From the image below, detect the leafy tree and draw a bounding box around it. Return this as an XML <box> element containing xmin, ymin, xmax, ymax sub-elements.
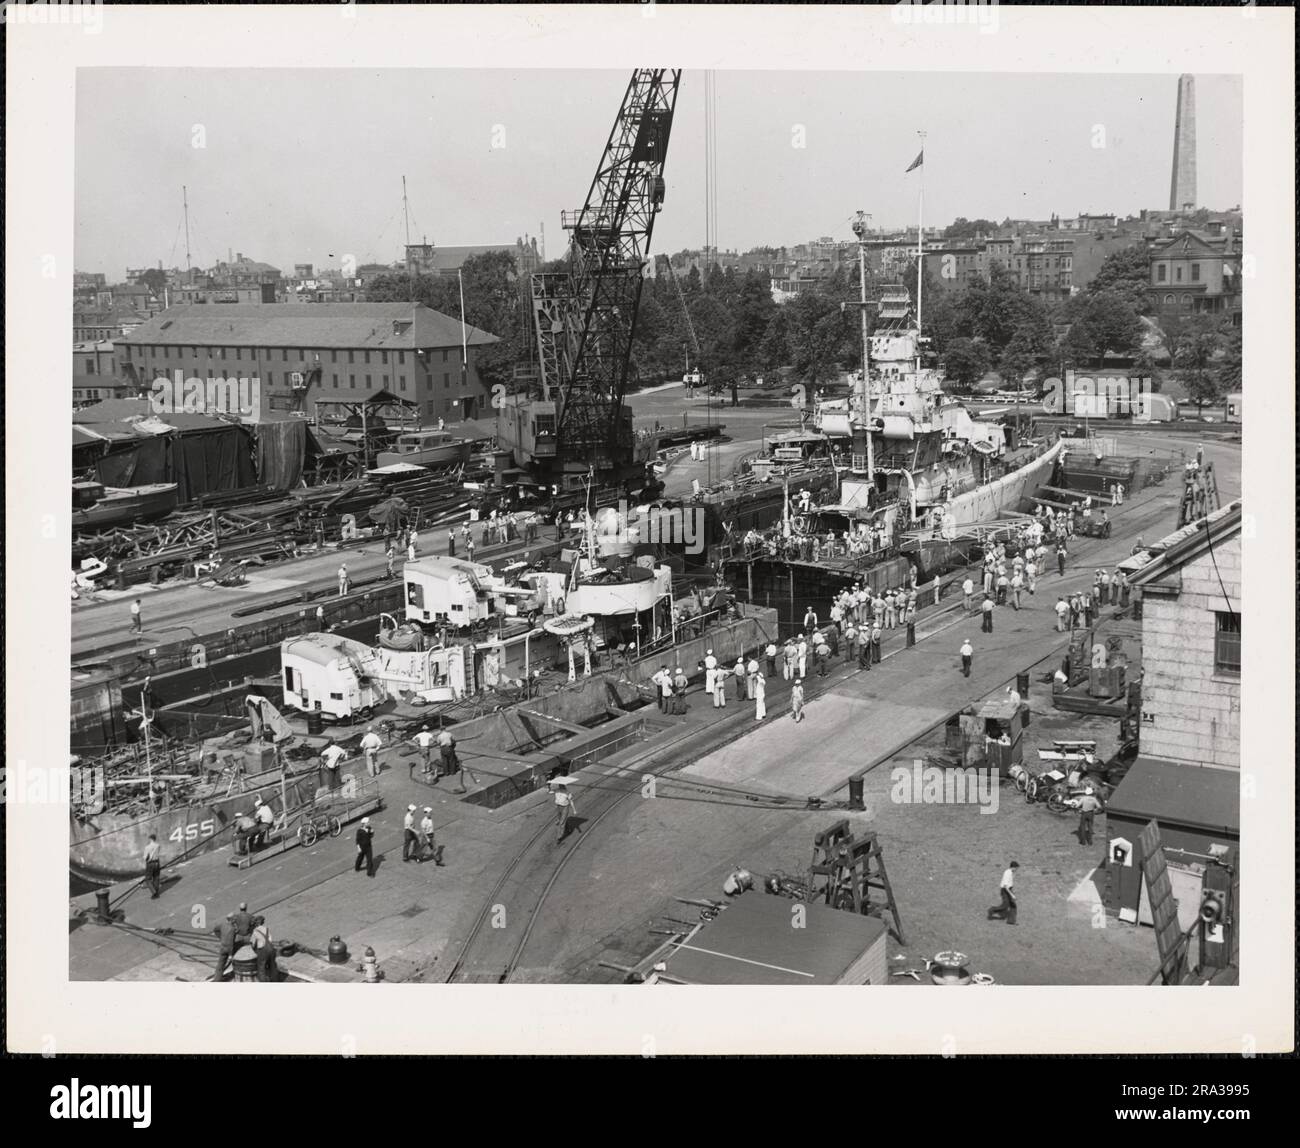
<box><xmin>1086</xmin><ymin>244</ymin><xmax>1151</xmax><ymax>314</ymax></box>
<box><xmin>1057</xmin><ymin>290</ymin><xmax>1144</xmax><ymax>368</ymax></box>
<box><xmin>139</xmin><ymin>268</ymin><xmax>168</xmax><ymax>299</ymax></box>
<box><xmin>942</xmin><ymin>337</ymin><xmax>992</xmax><ymax>390</ymax></box>
<box><xmin>1215</xmin><ymin>323</ymin><xmax>1242</xmax><ymax>394</ymax></box>
<box><xmin>944</xmin><ymin>217</ymin><xmax>998</xmax><ymax>240</ymax></box>
<box><xmin>1168</xmin><ymin>314</ymin><xmax>1227</xmax><ymax>411</ymax></box>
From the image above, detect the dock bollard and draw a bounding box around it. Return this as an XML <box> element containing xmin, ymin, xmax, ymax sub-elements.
<box><xmin>848</xmin><ymin>775</ymin><xmax>865</xmax><ymax>811</ymax></box>
<box><xmin>94</xmin><ymin>888</ymin><xmax>113</xmax><ymax>925</ymax></box>
<box><xmin>906</xmin><ymin>621</ymin><xmax>916</xmax><ymax>648</ymax></box>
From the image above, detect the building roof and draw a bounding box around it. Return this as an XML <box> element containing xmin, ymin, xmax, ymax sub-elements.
<box><xmin>1127</xmin><ymin>500</ymin><xmax>1241</xmax><ymax>589</ymax></box>
<box><xmin>72</xmin><ymin>397</ymin><xmax>235</xmax><ymax>435</ymax></box>
<box><xmin>659</xmin><ymin>892</ymin><xmax>886</xmax><ymax>985</ymax></box>
<box><xmin>117</xmin><ymin>303</ymin><xmax>500</xmax><ymax>351</ymax></box>
<box><xmin>1105</xmin><ymin>755</ymin><xmax>1239</xmax><ymax>837</ymax></box>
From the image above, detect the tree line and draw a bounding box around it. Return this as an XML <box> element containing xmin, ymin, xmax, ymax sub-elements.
<box><xmin>365</xmin><ymin>241</ymin><xmax>1241</xmax><ymax>412</ymax></box>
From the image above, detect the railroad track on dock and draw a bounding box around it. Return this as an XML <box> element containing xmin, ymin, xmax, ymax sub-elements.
<box><xmin>440</xmin><ymin>715</ymin><xmax>770</xmax><ymax>984</ymax></box>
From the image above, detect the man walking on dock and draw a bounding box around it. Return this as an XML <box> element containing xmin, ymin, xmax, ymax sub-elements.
<box><xmin>354</xmin><ymin>817</ymin><xmax>375</xmax><ymax>877</ymax></box>
<box><xmin>338</xmin><ymin>564</ymin><xmax>350</xmax><ymax>596</ymax></box>
<box><xmin>129</xmin><ymin>598</ymin><xmax>143</xmax><ymax>635</ymax></box>
<box><xmin>403</xmin><ymin>804</ymin><xmax>419</xmax><ymax>862</ymax></box>
<box><xmin>553</xmin><ymin>782</ymin><xmax>575</xmax><ymax>845</ymax></box>
<box><xmin>360</xmin><ymin>725</ymin><xmax>383</xmax><ymax>778</ymax></box>
<box><xmin>987</xmin><ymin>861</ymin><xmax>1019</xmax><ymax>924</ymax></box>
<box><xmin>790</xmin><ymin>678</ymin><xmax>805</xmax><ymax>723</ymax></box>
<box><xmin>754</xmin><ymin>671</ymin><xmax>767</xmax><ymax>721</ymax></box>
<box><xmin>386</xmin><ymin>545</ymin><xmax>397</xmax><ymax>578</ymax></box>
<box><xmin>765</xmin><ymin>641</ymin><xmax>778</xmax><ymax>677</ymax></box>
<box><xmin>1057</xmin><ymin>543</ymin><xmax>1067</xmax><ymax>576</ymax></box>
<box><xmin>143</xmin><ymin>833</ymin><xmax>162</xmax><ymax>899</ymax></box>
<box><xmin>980</xmin><ymin>595</ymin><xmax>994</xmax><ymax>634</ymax></box>
<box><xmin>796</xmin><ymin>634</ymin><xmax>809</xmax><ymax>679</ymax></box>
<box><xmin>960</xmin><ymin>639</ymin><xmax>973</xmax><ymax>678</ymax></box>
<box><xmin>1054</xmin><ymin>596</ymin><xmax>1068</xmax><ymax>632</ymax></box>
<box><xmin>870</xmin><ymin>623</ymin><xmax>882</xmax><ymax>666</ymax></box>
<box><xmin>962</xmin><ymin>577</ymin><xmax>974</xmax><ymax>613</ymax></box>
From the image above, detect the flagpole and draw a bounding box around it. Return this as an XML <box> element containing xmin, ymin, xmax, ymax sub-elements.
<box><xmin>916</xmin><ymin>130</ymin><xmax>926</xmax><ymax>365</ymax></box>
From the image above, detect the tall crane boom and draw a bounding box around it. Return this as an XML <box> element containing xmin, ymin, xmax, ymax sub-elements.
<box><xmin>532</xmin><ymin>69</ymin><xmax>681</xmax><ymax>476</ymax></box>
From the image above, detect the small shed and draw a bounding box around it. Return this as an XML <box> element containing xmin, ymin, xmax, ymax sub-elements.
<box><xmin>655</xmin><ymin>893</ymin><xmax>888</xmax><ymax>985</ymax></box>
<box><xmin>1105</xmin><ymin>756</ymin><xmax>1239</xmax><ymax>864</ymax></box>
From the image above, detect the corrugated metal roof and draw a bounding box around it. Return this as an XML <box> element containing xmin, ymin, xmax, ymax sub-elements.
<box><xmin>117</xmin><ymin>303</ymin><xmax>499</xmax><ymax>351</ymax></box>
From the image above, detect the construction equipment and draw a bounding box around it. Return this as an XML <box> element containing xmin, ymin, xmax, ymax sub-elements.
<box><xmin>498</xmin><ymin>69</ymin><xmax>681</xmax><ymax>490</ymax></box>
<box><xmin>807</xmin><ymin>819</ymin><xmax>906</xmax><ymax>943</ymax></box>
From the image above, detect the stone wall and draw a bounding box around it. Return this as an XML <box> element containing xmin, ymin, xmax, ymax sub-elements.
<box><xmin>1139</xmin><ymin>537</ymin><xmax>1240</xmax><ymax>769</ymax></box>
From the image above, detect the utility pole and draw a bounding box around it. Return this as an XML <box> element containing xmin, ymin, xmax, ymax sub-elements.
<box><xmin>915</xmin><ymin>129</ymin><xmax>926</xmax><ymax>373</ymax></box>
<box><xmin>402</xmin><ymin>176</ymin><xmax>412</xmax><ymax>281</ymax></box>
<box><xmin>182</xmin><ymin>185</ymin><xmax>192</xmax><ymax>273</ymax></box>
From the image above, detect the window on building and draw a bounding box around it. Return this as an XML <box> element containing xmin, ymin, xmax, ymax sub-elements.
<box><xmin>267</xmin><ymin>371</ymin><xmax>274</xmax><ymax>385</ymax></box>
<box><xmin>364</xmin><ymin>351</ymin><xmax>371</xmax><ymax>364</ymax></box>
<box><xmin>282</xmin><ymin>349</ymin><xmax>288</xmax><ymax>361</ymax></box>
<box><xmin>442</xmin><ymin>349</ymin><xmax>449</xmax><ymax>363</ymax></box>
<box><xmin>333</xmin><ymin>374</ymin><xmax>339</xmax><ymax>387</ymax></box>
<box><xmin>366</xmin><ymin>375</ymin><xmax>372</xmax><ymax>389</ymax></box>
<box><xmin>191</xmin><ymin>346</ymin><xmax>198</xmax><ymax>358</ymax></box>
<box><xmin>1191</xmin><ymin>263</ymin><xmax>1201</xmax><ymax>282</ymax></box>
<box><xmin>219</xmin><ymin>348</ymin><xmax>226</xmax><ymax>360</ymax></box>
<box><xmin>1157</xmin><ymin>264</ymin><xmax>1166</xmax><ymax>282</ymax></box>
<box><xmin>383</xmin><ymin>375</ymin><xmax>389</xmax><ymax>387</ymax></box>
<box><xmin>349</xmin><ymin>374</ymin><xmax>356</xmax><ymax>388</ymax></box>
<box><xmin>398</xmin><ymin>351</ymin><xmax>405</xmax><ymax>365</ymax></box>
<box><xmin>1165</xmin><ymin>294</ymin><xmax>1174</xmax><ymax>305</ymax></box>
<box><xmin>85</xmin><ymin>360</ymin><xmax>95</xmax><ymax>374</ymax></box>
<box><xmin>399</xmin><ymin>378</ymin><xmax>406</xmax><ymax>391</ymax></box>
<box><xmin>1214</xmin><ymin>612</ymin><xmax>1241</xmax><ymax>674</ymax></box>
<box><xmin>331</xmin><ymin>350</ymin><xmax>338</xmax><ymax>363</ymax></box>
<box><xmin>443</xmin><ymin>373</ymin><xmax>451</xmax><ymax>389</ymax></box>
<box><xmin>380</xmin><ymin>351</ymin><xmax>388</xmax><ymax>365</ymax></box>
<box><xmin>348</xmin><ymin>350</ymin><xmax>355</xmax><ymax>364</ymax></box>
<box><xmin>1175</xmin><ymin>266</ymin><xmax>1183</xmax><ymax>282</ymax></box>
<box><xmin>1181</xmin><ymin>295</ymin><xmax>1191</xmax><ymax>308</ymax></box>
<box><xmin>236</xmin><ymin>348</ymin><xmax>242</xmax><ymax>360</ymax></box>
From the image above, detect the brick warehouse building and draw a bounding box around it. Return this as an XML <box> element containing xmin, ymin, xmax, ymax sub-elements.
<box><xmin>114</xmin><ymin>303</ymin><xmax>499</xmax><ymax>422</ymax></box>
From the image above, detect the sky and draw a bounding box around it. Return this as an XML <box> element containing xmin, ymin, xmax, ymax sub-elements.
<box><xmin>74</xmin><ymin>69</ymin><xmax>1242</xmax><ymax>279</ymax></box>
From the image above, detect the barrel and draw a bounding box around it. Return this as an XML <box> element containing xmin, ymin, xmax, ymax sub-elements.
<box><xmin>231</xmin><ymin>946</ymin><xmax>258</xmax><ymax>982</ymax></box>
<box><xmin>306</xmin><ymin>710</ymin><xmax>324</xmax><ymax>736</ymax></box>
<box><xmin>1016</xmin><ymin>670</ymin><xmax>1030</xmax><ymax>698</ymax></box>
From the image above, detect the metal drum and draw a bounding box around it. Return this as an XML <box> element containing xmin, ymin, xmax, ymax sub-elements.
<box><xmin>231</xmin><ymin>945</ymin><xmax>258</xmax><ymax>982</ymax></box>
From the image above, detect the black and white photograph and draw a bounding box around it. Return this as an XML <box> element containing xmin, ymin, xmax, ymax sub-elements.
<box><xmin>5</xmin><ymin>3</ymin><xmax>1294</xmax><ymax>1063</ymax></box>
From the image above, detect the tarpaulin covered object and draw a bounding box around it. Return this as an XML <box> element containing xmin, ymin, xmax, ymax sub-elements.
<box><xmin>74</xmin><ymin>399</ymin><xmax>256</xmax><ymax>503</ymax></box>
<box><xmin>253</xmin><ymin>417</ymin><xmax>308</xmax><ymax>491</ymax></box>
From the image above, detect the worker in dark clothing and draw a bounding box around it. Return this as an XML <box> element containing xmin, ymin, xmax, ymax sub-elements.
<box><xmin>980</xmin><ymin>595</ymin><xmax>994</xmax><ymax>634</ymax></box>
<box><xmin>354</xmin><ymin>817</ymin><xmax>375</xmax><ymax>877</ymax></box>
<box><xmin>232</xmin><ymin>902</ymin><xmax>255</xmax><ymax>949</ymax></box>
<box><xmin>213</xmin><ymin>913</ymin><xmax>238</xmax><ymax>981</ymax></box>
<box><xmin>143</xmin><ymin>833</ymin><xmax>162</xmax><ymax>899</ymax></box>
<box><xmin>1057</xmin><ymin>544</ymin><xmax>1067</xmax><ymax>576</ymax></box>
